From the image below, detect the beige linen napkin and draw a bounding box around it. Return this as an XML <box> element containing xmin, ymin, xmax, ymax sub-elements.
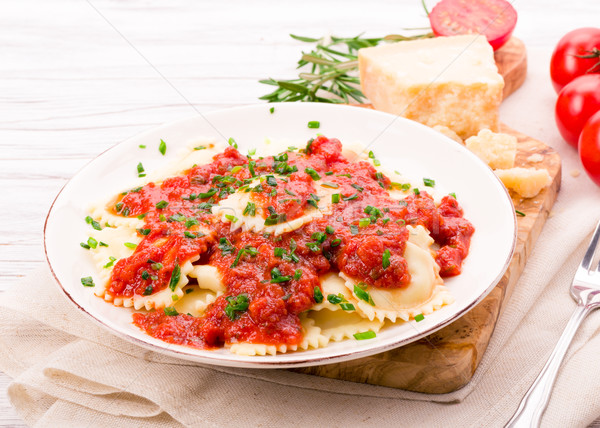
<box><xmin>2</xmin><ymin>160</ymin><xmax>600</xmax><ymax>427</ymax></box>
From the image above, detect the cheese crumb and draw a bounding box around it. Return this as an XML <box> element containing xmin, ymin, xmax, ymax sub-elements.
<box><xmin>495</xmin><ymin>167</ymin><xmax>551</xmax><ymax>198</ymax></box>
<box><xmin>432</xmin><ymin>125</ymin><xmax>463</xmax><ymax>144</ymax></box>
<box><xmin>570</xmin><ymin>169</ymin><xmax>580</xmax><ymax>178</ymax></box>
<box><xmin>526</xmin><ymin>153</ymin><xmax>544</xmax><ymax>163</ymax></box>
<box><xmin>358</xmin><ymin>35</ymin><xmax>504</xmax><ymax>139</ymax></box>
<box><xmin>465</xmin><ymin>129</ymin><xmax>517</xmax><ymax>169</ymax></box>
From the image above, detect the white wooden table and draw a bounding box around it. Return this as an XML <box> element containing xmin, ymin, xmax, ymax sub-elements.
<box><xmin>1</xmin><ymin>0</ymin><xmax>598</xmax><ymax>425</ymax></box>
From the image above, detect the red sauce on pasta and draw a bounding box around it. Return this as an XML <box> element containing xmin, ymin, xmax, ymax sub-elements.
<box><xmin>108</xmin><ymin>136</ymin><xmax>474</xmax><ymax>349</ymax></box>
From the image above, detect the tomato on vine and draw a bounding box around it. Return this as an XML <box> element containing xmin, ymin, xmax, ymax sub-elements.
<box><xmin>550</xmin><ymin>28</ymin><xmax>600</xmax><ymax>94</ymax></box>
<box><xmin>555</xmin><ymin>74</ymin><xmax>600</xmax><ymax>148</ymax></box>
<box><xmin>579</xmin><ymin>110</ymin><xmax>600</xmax><ymax>187</ymax></box>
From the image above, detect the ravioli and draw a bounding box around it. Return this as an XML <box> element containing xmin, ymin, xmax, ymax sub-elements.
<box><xmin>81</xmin><ymin>136</ymin><xmax>473</xmax><ymax>355</ymax></box>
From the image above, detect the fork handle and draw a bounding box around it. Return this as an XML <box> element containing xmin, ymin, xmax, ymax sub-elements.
<box><xmin>505</xmin><ymin>304</ymin><xmax>592</xmax><ymax>427</ymax></box>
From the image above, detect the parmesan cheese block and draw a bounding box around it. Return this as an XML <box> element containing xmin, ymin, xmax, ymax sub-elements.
<box><xmin>358</xmin><ymin>35</ymin><xmax>504</xmax><ymax>139</ymax></box>
<box><xmin>495</xmin><ymin>167</ymin><xmax>552</xmax><ymax>198</ymax></box>
<box><xmin>465</xmin><ymin>129</ymin><xmax>517</xmax><ymax>169</ymax></box>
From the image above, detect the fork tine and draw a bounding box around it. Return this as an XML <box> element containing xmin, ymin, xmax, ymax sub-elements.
<box><xmin>581</xmin><ymin>219</ymin><xmax>600</xmax><ymax>272</ymax></box>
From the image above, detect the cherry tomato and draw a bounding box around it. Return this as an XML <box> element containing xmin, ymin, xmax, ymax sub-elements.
<box><xmin>428</xmin><ymin>0</ymin><xmax>517</xmax><ymax>51</ymax></box>
<box><xmin>550</xmin><ymin>28</ymin><xmax>600</xmax><ymax>94</ymax></box>
<box><xmin>555</xmin><ymin>74</ymin><xmax>600</xmax><ymax>148</ymax></box>
<box><xmin>579</xmin><ymin>110</ymin><xmax>600</xmax><ymax>187</ymax></box>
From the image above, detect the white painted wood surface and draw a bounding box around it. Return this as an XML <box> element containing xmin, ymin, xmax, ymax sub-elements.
<box><xmin>1</xmin><ymin>0</ymin><xmax>599</xmax><ymax>425</ymax></box>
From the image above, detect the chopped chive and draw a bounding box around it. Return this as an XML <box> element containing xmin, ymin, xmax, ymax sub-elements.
<box><xmin>139</xmin><ymin>144</ymin><xmax>146</xmax><ymax>149</ymax></box>
<box><xmin>340</xmin><ymin>302</ymin><xmax>355</xmax><ymax>311</ymax></box>
<box><xmin>332</xmin><ymin>193</ymin><xmax>340</xmax><ymax>203</ymax></box>
<box><xmin>415</xmin><ymin>313</ymin><xmax>425</xmax><ymax>322</ymax></box>
<box><xmin>307</xmin><ymin>120</ymin><xmax>320</xmax><ymax>129</ymax></box>
<box><xmin>243</xmin><ymin>202</ymin><xmax>256</xmax><ymax>216</ymax></box>
<box><xmin>516</xmin><ymin>210</ymin><xmax>526</xmax><ymax>217</ymax></box>
<box><xmin>266</xmin><ymin>175</ymin><xmax>278</xmax><ymax>187</ymax></box>
<box><xmin>198</xmin><ymin>188</ymin><xmax>217</xmax><ymax>199</ymax></box>
<box><xmin>311</xmin><ymin>232</ymin><xmax>327</xmax><ymax>243</ymax></box>
<box><xmin>413</xmin><ymin>188</ymin><xmax>420</xmax><ymax>196</ymax></box>
<box><xmin>325</xmin><ymin>171</ymin><xmax>334</xmax><ymax>176</ymax></box>
<box><xmin>185</xmin><ymin>218</ymin><xmax>199</xmax><ymax>228</ymax></box>
<box><xmin>230</xmin><ymin>165</ymin><xmax>243</xmax><ymax>174</ymax></box>
<box><xmin>270</xmin><ymin>267</ymin><xmax>292</xmax><ymax>283</ymax></box>
<box><xmin>137</xmin><ymin>228</ymin><xmax>151</xmax><ymax>236</ymax></box>
<box><xmin>325</xmin><ymin>225</ymin><xmax>334</xmax><ymax>234</ymax></box>
<box><xmin>293</xmin><ymin>269</ymin><xmax>302</xmax><ymax>281</ymax></box>
<box><xmin>85</xmin><ymin>237</ymin><xmax>97</xmax><ymax>249</ymax></box>
<box><xmin>85</xmin><ymin>216</ymin><xmax>102</xmax><ymax>231</ymax></box>
<box><xmin>155</xmin><ymin>200</ymin><xmax>169</xmax><ymax>209</ymax></box>
<box><xmin>171</xmin><ymin>294</ymin><xmax>179</xmax><ymax>301</ymax></box>
<box><xmin>247</xmin><ymin>148</ymin><xmax>256</xmax><ymax>157</ymax></box>
<box><xmin>343</xmin><ymin>193</ymin><xmax>358</xmax><ymax>201</ymax></box>
<box><xmin>373</xmin><ymin>159</ymin><xmax>381</xmax><ymax>166</ymax></box>
<box><xmin>349</xmin><ymin>225</ymin><xmax>359</xmax><ymax>235</ymax></box>
<box><xmin>218</xmin><ymin>237</ymin><xmax>236</xmax><ymax>256</ymax></box>
<box><xmin>306</xmin><ymin>242</ymin><xmax>321</xmax><ymax>252</ymax></box>
<box><xmin>224</xmin><ymin>293</ymin><xmax>249</xmax><ymax>320</ymax></box>
<box><xmin>159</xmin><ymin>139</ymin><xmax>167</xmax><ymax>155</ymax></box>
<box><xmin>230</xmin><ymin>248</ymin><xmax>246</xmax><ymax>268</ymax></box>
<box><xmin>350</xmin><ymin>183</ymin><xmax>364</xmax><ymax>192</ymax></box>
<box><xmin>423</xmin><ymin>178</ymin><xmax>435</xmax><ymax>187</ymax></box>
<box><xmin>331</xmin><ymin>238</ymin><xmax>341</xmax><ymax>247</ymax></box>
<box><xmin>327</xmin><ymin>294</ymin><xmax>343</xmax><ymax>304</ymax></box>
<box><xmin>248</xmin><ymin>160</ymin><xmax>256</xmax><ymax>177</ymax></box>
<box><xmin>151</xmin><ymin>262</ymin><xmax>163</xmax><ymax>271</ymax></box>
<box><xmin>354</xmin><ymin>284</ymin><xmax>375</xmax><ymax>306</ymax></box>
<box><xmin>382</xmin><ymin>249</ymin><xmax>391</xmax><ymax>269</ymax></box>
<box><xmin>194</xmin><ymin>145</ymin><xmax>207</xmax><ymax>150</ymax></box>
<box><xmin>81</xmin><ymin>276</ymin><xmax>95</xmax><ymax>287</ymax></box>
<box><xmin>313</xmin><ymin>286</ymin><xmax>323</xmax><ymax>303</ymax></box>
<box><xmin>143</xmin><ymin>285</ymin><xmax>153</xmax><ymax>295</ymax></box>
<box><xmin>124</xmin><ymin>242</ymin><xmax>137</xmax><ymax>249</ymax></box>
<box><xmin>270</xmin><ymin>106</ymin><xmax>275</xmax><ymax>114</ymax></box>
<box><xmin>449</xmin><ymin>192</ymin><xmax>457</xmax><ymax>199</ymax></box>
<box><xmin>137</xmin><ymin>162</ymin><xmax>145</xmax><ymax>177</ymax></box>
<box><xmin>164</xmin><ymin>306</ymin><xmax>179</xmax><ymax>316</ymax></box>
<box><xmin>368</xmin><ymin>150</ymin><xmax>375</xmax><ymax>159</ymax></box>
<box><xmin>304</xmin><ymin>167</ymin><xmax>321</xmax><ymax>181</ymax></box>
<box><xmin>321</xmin><ymin>182</ymin><xmax>339</xmax><ymax>188</ymax></box>
<box><xmin>168</xmin><ymin>263</ymin><xmax>181</xmax><ymax>291</ymax></box>
<box><xmin>274</xmin><ymin>247</ymin><xmax>286</xmax><ymax>258</ymax></box>
<box><xmin>225</xmin><ymin>214</ymin><xmax>238</xmax><ymax>223</ymax></box>
<box><xmin>228</xmin><ymin>137</ymin><xmax>238</xmax><ymax>149</ymax></box>
<box><xmin>354</xmin><ymin>330</ymin><xmax>376</xmax><ymax>340</ymax></box>
<box><xmin>358</xmin><ymin>218</ymin><xmax>370</xmax><ymax>228</ymax></box>
<box><xmin>103</xmin><ymin>256</ymin><xmax>117</xmax><ymax>269</ymax></box>
<box><xmin>141</xmin><ymin>270</ymin><xmax>150</xmax><ymax>280</ymax></box>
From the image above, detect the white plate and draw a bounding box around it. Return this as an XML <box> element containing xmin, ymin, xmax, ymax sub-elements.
<box><xmin>44</xmin><ymin>103</ymin><xmax>516</xmax><ymax>368</ymax></box>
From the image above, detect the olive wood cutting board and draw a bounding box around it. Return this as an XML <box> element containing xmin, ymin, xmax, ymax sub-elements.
<box><xmin>292</xmin><ymin>38</ymin><xmax>563</xmax><ymax>394</ymax></box>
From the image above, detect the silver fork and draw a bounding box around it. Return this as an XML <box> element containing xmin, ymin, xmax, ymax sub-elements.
<box><xmin>506</xmin><ymin>220</ymin><xmax>600</xmax><ymax>427</ymax></box>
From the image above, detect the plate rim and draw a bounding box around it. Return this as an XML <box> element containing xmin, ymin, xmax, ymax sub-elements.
<box><xmin>43</xmin><ymin>102</ymin><xmax>518</xmax><ymax>368</ymax></box>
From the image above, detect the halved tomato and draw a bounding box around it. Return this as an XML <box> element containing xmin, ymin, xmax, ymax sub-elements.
<box><xmin>428</xmin><ymin>0</ymin><xmax>517</xmax><ymax>50</ymax></box>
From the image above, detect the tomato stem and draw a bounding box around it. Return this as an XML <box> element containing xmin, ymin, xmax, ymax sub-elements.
<box><xmin>574</xmin><ymin>48</ymin><xmax>600</xmax><ymax>73</ymax></box>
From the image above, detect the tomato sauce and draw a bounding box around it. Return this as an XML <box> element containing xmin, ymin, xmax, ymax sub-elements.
<box><xmin>111</xmin><ymin>136</ymin><xmax>474</xmax><ymax>349</ymax></box>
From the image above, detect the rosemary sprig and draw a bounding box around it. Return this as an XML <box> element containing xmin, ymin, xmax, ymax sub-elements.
<box><xmin>259</xmin><ymin>32</ymin><xmax>433</xmax><ymax>104</ymax></box>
